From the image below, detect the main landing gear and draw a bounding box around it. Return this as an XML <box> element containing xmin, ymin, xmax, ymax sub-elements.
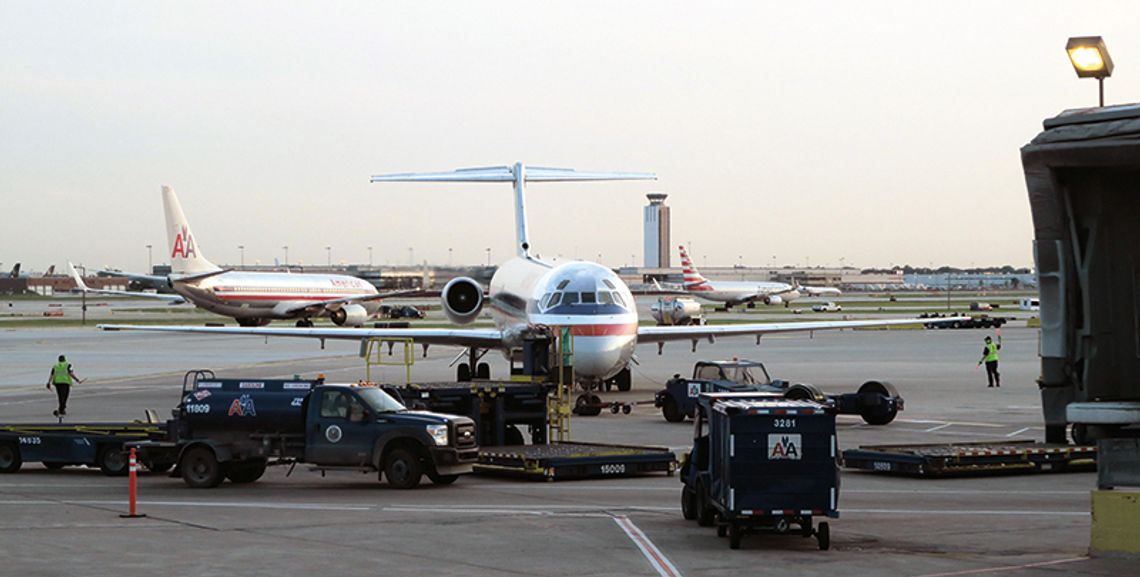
<box><xmin>456</xmin><ymin>347</ymin><xmax>491</xmax><ymax>381</ymax></box>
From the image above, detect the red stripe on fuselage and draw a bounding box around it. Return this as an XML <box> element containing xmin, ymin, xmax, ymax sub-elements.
<box><xmin>569</xmin><ymin>323</ymin><xmax>639</xmax><ymax>337</ymax></box>
<box><xmin>214</xmin><ymin>294</ymin><xmax>365</xmax><ymax>302</ymax></box>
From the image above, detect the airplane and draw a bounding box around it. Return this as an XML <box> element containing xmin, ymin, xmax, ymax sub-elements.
<box><xmin>68</xmin><ymin>262</ymin><xmax>187</xmax><ymax>304</ymax></box>
<box><xmin>100</xmin><ymin>163</ymin><xmax>965</xmax><ymax>409</ymax></box>
<box><xmin>98</xmin><ymin>186</ymin><xmax>401</xmax><ymax>327</ymax></box>
<box><xmin>671</xmin><ymin>245</ymin><xmax>841</xmax><ymax>308</ymax></box>
<box><xmin>2</xmin><ymin>263</ymin><xmax>20</xmax><ymax>278</ymax></box>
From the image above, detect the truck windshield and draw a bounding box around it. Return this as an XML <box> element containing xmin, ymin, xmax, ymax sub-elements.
<box><xmin>355</xmin><ymin>388</ymin><xmax>406</xmax><ymax>413</ymax></box>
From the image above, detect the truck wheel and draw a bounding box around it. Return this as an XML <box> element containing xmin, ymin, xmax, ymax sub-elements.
<box><xmin>662</xmin><ymin>397</ymin><xmax>685</xmax><ymax>423</ymax></box>
<box><xmin>573</xmin><ymin>394</ymin><xmax>602</xmax><ymax>417</ymax></box>
<box><xmin>457</xmin><ymin>363</ymin><xmax>471</xmax><ymax>382</ymax></box>
<box><xmin>681</xmin><ymin>486</ymin><xmax>697</xmax><ymax>520</ymax></box>
<box><xmin>1071</xmin><ymin>423</ymin><xmax>1090</xmax><ymax>445</ymax></box>
<box><xmin>728</xmin><ymin>523</ymin><xmax>742</xmax><ymax>549</ymax></box>
<box><xmin>98</xmin><ymin>446</ymin><xmax>129</xmax><ymax>477</ymax></box>
<box><xmin>427</xmin><ymin>472</ymin><xmax>459</xmax><ymax>485</ymax></box>
<box><xmin>225</xmin><ymin>459</ymin><xmax>267</xmax><ymax>484</ymax></box>
<box><xmin>180</xmin><ymin>446</ymin><xmax>224</xmax><ymax>488</ymax></box>
<box><xmin>696</xmin><ymin>482</ymin><xmax>716</xmax><ymax>527</ymax></box>
<box><xmin>0</xmin><ymin>443</ymin><xmax>22</xmax><ymax>473</ymax></box>
<box><xmin>384</xmin><ymin>448</ymin><xmax>423</xmax><ymax>489</ymax></box>
<box><xmin>858</xmin><ymin>381</ymin><xmax>899</xmax><ymax>426</ymax></box>
<box><xmin>817</xmin><ymin>522</ymin><xmax>830</xmax><ymax>550</ymax></box>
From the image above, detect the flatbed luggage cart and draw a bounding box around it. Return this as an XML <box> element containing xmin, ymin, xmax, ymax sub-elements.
<box><xmin>395</xmin><ymin>381</ymin><xmax>549</xmax><ymax>446</ymax></box>
<box><xmin>0</xmin><ymin>419</ymin><xmax>166</xmax><ymax>476</ymax></box>
<box><xmin>842</xmin><ymin>441</ymin><xmax>1097</xmax><ymax>477</ymax></box>
<box><xmin>475</xmin><ymin>441</ymin><xmax>676</xmax><ymax>480</ymax></box>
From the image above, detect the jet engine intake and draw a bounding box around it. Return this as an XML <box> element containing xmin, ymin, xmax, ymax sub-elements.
<box><xmin>330</xmin><ymin>303</ymin><xmax>369</xmax><ymax>326</ymax></box>
<box><xmin>441</xmin><ymin>277</ymin><xmax>483</xmax><ymax>325</ymax></box>
<box><xmin>763</xmin><ymin>295</ymin><xmax>783</xmax><ymax>306</ymax></box>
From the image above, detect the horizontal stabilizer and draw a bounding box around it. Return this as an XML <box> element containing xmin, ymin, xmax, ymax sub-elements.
<box><xmin>371</xmin><ymin>165</ymin><xmax>656</xmax><ymax>183</ymax></box>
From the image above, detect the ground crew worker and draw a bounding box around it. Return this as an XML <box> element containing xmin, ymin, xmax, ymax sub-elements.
<box><xmin>46</xmin><ymin>354</ymin><xmax>84</xmax><ymax>416</ymax></box>
<box><xmin>977</xmin><ymin>335</ymin><xmax>1001</xmax><ymax>387</ymax></box>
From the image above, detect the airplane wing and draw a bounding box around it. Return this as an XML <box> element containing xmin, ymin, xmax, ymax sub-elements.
<box><xmin>96</xmin><ymin>324</ymin><xmax>505</xmax><ymax>349</ymax></box>
<box><xmin>371</xmin><ymin>165</ymin><xmax>656</xmax><ymax>183</ymax></box>
<box><xmin>800</xmin><ymin>286</ymin><xmax>843</xmax><ymax>297</ymax></box>
<box><xmin>637</xmin><ymin>317</ymin><xmax>967</xmax><ymax>344</ymax></box>
<box><xmin>69</xmin><ymin>263</ymin><xmax>186</xmax><ymax>304</ymax></box>
<box><xmin>276</xmin><ymin>289</ymin><xmax>423</xmax><ymax>316</ymax></box>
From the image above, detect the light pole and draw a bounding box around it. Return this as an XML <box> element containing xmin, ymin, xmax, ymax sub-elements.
<box><xmin>325</xmin><ymin>246</ymin><xmax>332</xmax><ymax>268</ymax></box>
<box><xmin>282</xmin><ymin>245</ymin><xmax>289</xmax><ymax>267</ymax></box>
<box><xmin>145</xmin><ymin>244</ymin><xmax>152</xmax><ymax>273</ymax></box>
<box><xmin>238</xmin><ymin>245</ymin><xmax>245</xmax><ymax>268</ymax></box>
<box><xmin>486</xmin><ymin>248</ymin><xmax>491</xmax><ymax>266</ymax></box>
<box><xmin>1066</xmin><ymin>36</ymin><xmax>1113</xmax><ymax>107</ymax></box>
<box><xmin>448</xmin><ymin>248</ymin><xmax>453</xmax><ymax>267</ymax></box>
<box><xmin>368</xmin><ymin>246</ymin><xmax>373</xmax><ymax>268</ymax></box>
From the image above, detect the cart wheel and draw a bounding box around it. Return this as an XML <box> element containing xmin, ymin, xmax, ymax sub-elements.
<box><xmin>0</xmin><ymin>443</ymin><xmax>23</xmax><ymax>474</ymax></box>
<box><xmin>696</xmin><ymin>482</ymin><xmax>716</xmax><ymax>527</ymax></box>
<box><xmin>662</xmin><ymin>397</ymin><xmax>685</xmax><ymax>423</ymax></box>
<box><xmin>858</xmin><ymin>381</ymin><xmax>898</xmax><ymax>425</ymax></box>
<box><xmin>621</xmin><ymin>404</ymin><xmax>632</xmax><ymax>415</ymax></box>
<box><xmin>98</xmin><ymin>446</ymin><xmax>129</xmax><ymax>477</ymax></box>
<box><xmin>717</xmin><ymin>523</ymin><xmax>727</xmax><ymax>538</ymax></box>
<box><xmin>610</xmin><ymin>403</ymin><xmax>620</xmax><ymax>414</ymax></box>
<box><xmin>817</xmin><ymin>521</ymin><xmax>830</xmax><ymax>551</ymax></box>
<box><xmin>681</xmin><ymin>487</ymin><xmax>698</xmax><ymax>520</ymax></box>
<box><xmin>728</xmin><ymin>523</ymin><xmax>742</xmax><ymax>549</ymax></box>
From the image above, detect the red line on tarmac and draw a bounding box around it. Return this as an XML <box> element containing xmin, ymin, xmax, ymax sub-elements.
<box><xmin>613</xmin><ymin>515</ymin><xmax>682</xmax><ymax>577</ymax></box>
<box><xmin>909</xmin><ymin>556</ymin><xmax>1089</xmax><ymax>577</ymax></box>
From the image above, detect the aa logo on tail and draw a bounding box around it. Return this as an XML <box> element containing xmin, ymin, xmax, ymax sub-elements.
<box><xmin>171</xmin><ymin>226</ymin><xmax>197</xmax><ymax>259</ymax></box>
<box><xmin>767</xmin><ymin>434</ymin><xmax>802</xmax><ymax>460</ymax></box>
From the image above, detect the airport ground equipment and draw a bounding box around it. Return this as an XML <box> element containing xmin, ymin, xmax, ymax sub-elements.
<box><xmin>842</xmin><ymin>441</ymin><xmax>1096</xmax><ymax>477</ymax></box>
<box><xmin>128</xmin><ymin>371</ymin><xmax>478</xmax><ymax>489</ymax></box>
<box><xmin>0</xmin><ymin>419</ymin><xmax>166</xmax><ymax>476</ymax></box>
<box><xmin>395</xmin><ymin>381</ymin><xmax>549</xmax><ymax>446</ymax></box>
<box><xmin>655</xmin><ymin>360</ymin><xmax>903</xmax><ymax>425</ymax></box>
<box><xmin>651</xmin><ymin>296</ymin><xmax>704</xmax><ymax>326</ymax></box>
<box><xmin>681</xmin><ymin>393</ymin><xmax>838</xmax><ymax>550</ymax></box>
<box><xmin>476</xmin><ymin>442</ymin><xmax>676</xmax><ymax>480</ymax></box>
<box><xmin>918</xmin><ymin>313</ymin><xmax>1008</xmax><ymax>329</ymax></box>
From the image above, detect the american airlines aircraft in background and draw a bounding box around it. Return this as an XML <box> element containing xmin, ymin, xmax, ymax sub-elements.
<box><xmin>95</xmin><ymin>186</ymin><xmax>393</xmax><ymax>326</ymax></box>
<box><xmin>102</xmin><ymin>164</ymin><xmax>961</xmax><ymax>409</ymax></box>
<box><xmin>672</xmin><ymin>245</ymin><xmax>841</xmax><ymax>308</ymax></box>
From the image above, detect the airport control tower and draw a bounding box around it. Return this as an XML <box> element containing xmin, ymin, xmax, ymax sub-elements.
<box><xmin>643</xmin><ymin>193</ymin><xmax>671</xmax><ymax>268</ymax></box>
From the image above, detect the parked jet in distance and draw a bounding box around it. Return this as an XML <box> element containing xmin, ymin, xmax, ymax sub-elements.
<box><xmin>672</xmin><ymin>245</ymin><xmax>841</xmax><ymax>308</ymax></box>
<box><xmin>101</xmin><ymin>186</ymin><xmax>397</xmax><ymax>326</ymax></box>
<box><xmin>102</xmin><ymin>164</ymin><xmax>965</xmax><ymax>410</ymax></box>
<box><xmin>2</xmin><ymin>263</ymin><xmax>21</xmax><ymax>278</ymax></box>
<box><xmin>68</xmin><ymin>262</ymin><xmax>186</xmax><ymax>304</ymax></box>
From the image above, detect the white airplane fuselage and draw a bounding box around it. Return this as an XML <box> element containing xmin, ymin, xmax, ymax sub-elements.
<box><xmin>174</xmin><ymin>271</ymin><xmax>380</xmax><ymax>321</ymax></box>
<box><xmin>487</xmin><ymin>257</ymin><xmax>638</xmax><ymax>381</ymax></box>
<box><xmin>685</xmin><ymin>279</ymin><xmax>801</xmax><ymax>306</ymax></box>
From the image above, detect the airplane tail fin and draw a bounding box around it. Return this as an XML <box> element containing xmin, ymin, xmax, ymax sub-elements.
<box><xmin>162</xmin><ymin>186</ymin><xmax>220</xmax><ymax>275</ymax></box>
<box><xmin>9</xmin><ymin>263</ymin><xmax>20</xmax><ymax>278</ymax></box>
<box><xmin>67</xmin><ymin>262</ymin><xmax>89</xmax><ymax>292</ymax></box>
<box><xmin>678</xmin><ymin>245</ymin><xmax>707</xmax><ymax>286</ymax></box>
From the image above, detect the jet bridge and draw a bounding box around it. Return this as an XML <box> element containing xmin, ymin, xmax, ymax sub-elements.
<box><xmin>1021</xmin><ymin>103</ymin><xmax>1140</xmax><ymax>555</ymax></box>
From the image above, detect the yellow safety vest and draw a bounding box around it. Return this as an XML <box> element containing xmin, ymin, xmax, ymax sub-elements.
<box><xmin>52</xmin><ymin>361</ymin><xmax>72</xmax><ymax>385</ymax></box>
<box><xmin>983</xmin><ymin>342</ymin><xmax>999</xmax><ymax>363</ymax></box>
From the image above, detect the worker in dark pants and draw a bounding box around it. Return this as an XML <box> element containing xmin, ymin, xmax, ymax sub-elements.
<box><xmin>977</xmin><ymin>335</ymin><xmax>1001</xmax><ymax>387</ymax></box>
<box><xmin>46</xmin><ymin>355</ymin><xmax>84</xmax><ymax>416</ymax></box>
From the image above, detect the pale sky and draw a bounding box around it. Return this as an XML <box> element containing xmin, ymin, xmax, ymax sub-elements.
<box><xmin>3</xmin><ymin>1</ymin><xmax>1138</xmax><ymax>273</ymax></box>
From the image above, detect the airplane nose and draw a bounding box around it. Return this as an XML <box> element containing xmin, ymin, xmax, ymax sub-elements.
<box><xmin>571</xmin><ymin>336</ymin><xmax>634</xmax><ymax>380</ymax></box>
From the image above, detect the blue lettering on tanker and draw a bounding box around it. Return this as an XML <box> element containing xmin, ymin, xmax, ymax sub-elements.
<box><xmin>228</xmin><ymin>394</ymin><xmax>257</xmax><ymax>417</ymax></box>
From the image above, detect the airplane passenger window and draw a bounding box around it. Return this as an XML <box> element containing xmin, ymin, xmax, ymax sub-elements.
<box><xmin>580</xmin><ymin>292</ymin><xmax>597</xmax><ymax>304</ymax></box>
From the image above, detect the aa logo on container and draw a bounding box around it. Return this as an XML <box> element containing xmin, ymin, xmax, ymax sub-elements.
<box><xmin>767</xmin><ymin>434</ymin><xmax>802</xmax><ymax>460</ymax></box>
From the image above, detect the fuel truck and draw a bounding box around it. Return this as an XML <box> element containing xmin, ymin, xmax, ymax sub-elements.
<box><xmin>130</xmin><ymin>372</ymin><xmax>478</xmax><ymax>489</ymax></box>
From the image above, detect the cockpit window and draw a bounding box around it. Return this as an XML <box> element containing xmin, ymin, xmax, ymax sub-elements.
<box><xmin>556</xmin><ymin>279</ymin><xmax>570</xmax><ymax>290</ymax></box>
<box><xmin>580</xmin><ymin>292</ymin><xmax>597</xmax><ymax>304</ymax></box>
<box><xmin>543</xmin><ymin>292</ymin><xmax>562</xmax><ymax>309</ymax></box>
<box><xmin>611</xmin><ymin>292</ymin><xmax>627</xmax><ymax>308</ymax></box>
<box><xmin>598</xmin><ymin>291</ymin><xmax>614</xmax><ymax>305</ymax></box>
<box><xmin>562</xmin><ymin>292</ymin><xmax>579</xmax><ymax>305</ymax></box>
<box><xmin>602</xmin><ymin>279</ymin><xmax>616</xmax><ymax>289</ymax></box>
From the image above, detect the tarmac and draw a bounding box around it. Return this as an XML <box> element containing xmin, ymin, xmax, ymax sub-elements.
<box><xmin>0</xmin><ymin>311</ymin><xmax>1133</xmax><ymax>576</ymax></box>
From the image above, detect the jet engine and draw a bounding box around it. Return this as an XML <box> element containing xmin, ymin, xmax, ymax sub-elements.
<box><xmin>650</xmin><ymin>296</ymin><xmax>703</xmax><ymax>326</ymax></box>
<box><xmin>763</xmin><ymin>295</ymin><xmax>784</xmax><ymax>306</ymax></box>
<box><xmin>330</xmin><ymin>303</ymin><xmax>369</xmax><ymax>327</ymax></box>
<box><xmin>441</xmin><ymin>277</ymin><xmax>483</xmax><ymax>325</ymax></box>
